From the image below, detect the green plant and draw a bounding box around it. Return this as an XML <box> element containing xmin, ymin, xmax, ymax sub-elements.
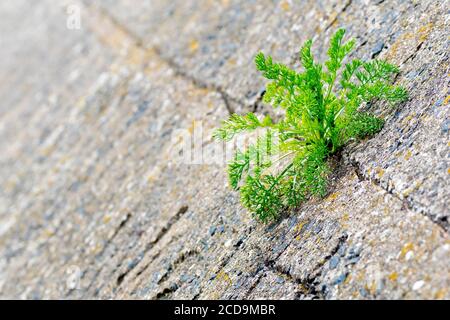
<box><xmin>213</xmin><ymin>29</ymin><xmax>408</xmax><ymax>222</ymax></box>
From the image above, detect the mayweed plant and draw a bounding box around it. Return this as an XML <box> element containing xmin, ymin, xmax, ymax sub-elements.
<box><xmin>213</xmin><ymin>29</ymin><xmax>408</xmax><ymax>222</ymax></box>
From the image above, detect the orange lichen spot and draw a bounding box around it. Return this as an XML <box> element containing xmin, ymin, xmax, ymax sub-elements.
<box><xmin>280</xmin><ymin>1</ymin><xmax>290</xmax><ymax>11</ymax></box>
<box><xmin>434</xmin><ymin>288</ymin><xmax>447</xmax><ymax>300</ymax></box>
<box><xmin>227</xmin><ymin>58</ymin><xmax>237</xmax><ymax>66</ymax></box>
<box><xmin>404</xmin><ymin>150</ymin><xmax>412</xmax><ymax>161</ymax></box>
<box><xmin>400</xmin><ymin>242</ymin><xmax>414</xmax><ymax>259</ymax></box>
<box><xmin>189</xmin><ymin>39</ymin><xmax>199</xmax><ymax>53</ymax></box>
<box><xmin>388</xmin><ymin>272</ymin><xmax>398</xmax><ymax>282</ymax></box>
<box><xmin>443</xmin><ymin>95</ymin><xmax>450</xmax><ymax>105</ymax></box>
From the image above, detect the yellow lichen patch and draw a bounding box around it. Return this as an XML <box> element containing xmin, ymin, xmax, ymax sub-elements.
<box><xmin>216</xmin><ymin>270</ymin><xmax>232</xmax><ymax>287</ymax></box>
<box><xmin>227</xmin><ymin>58</ymin><xmax>237</xmax><ymax>66</ymax></box>
<box><xmin>40</xmin><ymin>145</ymin><xmax>56</xmax><ymax>157</ymax></box>
<box><xmin>43</xmin><ymin>229</ymin><xmax>55</xmax><ymax>238</ymax></box>
<box><xmin>96</xmin><ymin>25</ymin><xmax>128</xmax><ymax>53</ymax></box>
<box><xmin>399</xmin><ymin>242</ymin><xmax>414</xmax><ymax>259</ymax></box>
<box><xmin>388</xmin><ymin>272</ymin><xmax>398</xmax><ymax>282</ymax></box>
<box><xmin>401</xmin><ymin>113</ymin><xmax>414</xmax><ymax>126</ymax></box>
<box><xmin>340</xmin><ymin>212</ymin><xmax>349</xmax><ymax>229</ymax></box>
<box><xmin>355</xmin><ymin>271</ymin><xmax>365</xmax><ymax>282</ymax></box>
<box><xmin>294</xmin><ymin>220</ymin><xmax>308</xmax><ymax>240</ymax></box>
<box><xmin>342</xmin><ymin>212</ymin><xmax>349</xmax><ymax>222</ymax></box>
<box><xmin>344</xmin><ymin>273</ymin><xmax>352</xmax><ymax>285</ymax></box>
<box><xmin>327</xmin><ymin>192</ymin><xmax>340</xmax><ymax>201</ymax></box>
<box><xmin>125</xmin><ymin>46</ymin><xmax>155</xmax><ymax>67</ymax></box>
<box><xmin>434</xmin><ymin>288</ymin><xmax>447</xmax><ymax>299</ymax></box>
<box><xmin>280</xmin><ymin>1</ymin><xmax>290</xmax><ymax>11</ymax></box>
<box><xmin>187</xmin><ymin>86</ymin><xmax>210</xmax><ymax>98</ymax></box>
<box><xmin>442</xmin><ymin>95</ymin><xmax>450</xmax><ymax>105</ymax></box>
<box><xmin>418</xmin><ymin>22</ymin><xmax>434</xmax><ymax>42</ymax></box>
<box><xmin>447</xmin><ymin>168</ymin><xmax>450</xmax><ymax>174</ymax></box>
<box><xmin>90</xmin><ymin>243</ymin><xmax>103</xmax><ymax>255</ymax></box>
<box><xmin>404</xmin><ymin>150</ymin><xmax>412</xmax><ymax>161</ymax></box>
<box><xmin>365</xmin><ymin>281</ymin><xmax>377</xmax><ymax>295</ymax></box>
<box><xmin>103</xmin><ymin>215</ymin><xmax>111</xmax><ymax>224</ymax></box>
<box><xmin>386</xmin><ymin>32</ymin><xmax>415</xmax><ymax>60</ymax></box>
<box><xmin>189</xmin><ymin>39</ymin><xmax>200</xmax><ymax>53</ymax></box>
<box><xmin>188</xmin><ymin>120</ymin><xmax>197</xmax><ymax>134</ymax></box>
<box><xmin>297</xmin><ymin>283</ymin><xmax>307</xmax><ymax>292</ymax></box>
<box><xmin>402</xmin><ymin>188</ymin><xmax>413</xmax><ymax>198</ymax></box>
<box><xmin>375</xmin><ymin>167</ymin><xmax>385</xmax><ymax>179</ymax></box>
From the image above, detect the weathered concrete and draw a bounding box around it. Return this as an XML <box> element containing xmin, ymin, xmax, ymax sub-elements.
<box><xmin>0</xmin><ymin>0</ymin><xmax>448</xmax><ymax>299</ymax></box>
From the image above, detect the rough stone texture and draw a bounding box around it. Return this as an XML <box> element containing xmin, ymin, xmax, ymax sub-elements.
<box><xmin>0</xmin><ymin>0</ymin><xmax>448</xmax><ymax>299</ymax></box>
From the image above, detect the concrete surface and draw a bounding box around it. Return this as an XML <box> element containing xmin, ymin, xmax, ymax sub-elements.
<box><xmin>0</xmin><ymin>0</ymin><xmax>448</xmax><ymax>299</ymax></box>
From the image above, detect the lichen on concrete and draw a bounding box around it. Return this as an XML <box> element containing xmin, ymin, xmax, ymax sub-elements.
<box><xmin>0</xmin><ymin>0</ymin><xmax>448</xmax><ymax>299</ymax></box>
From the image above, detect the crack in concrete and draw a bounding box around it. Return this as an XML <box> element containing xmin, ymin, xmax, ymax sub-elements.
<box><xmin>151</xmin><ymin>248</ymin><xmax>200</xmax><ymax>299</ymax></box>
<box><xmin>348</xmin><ymin>158</ymin><xmax>448</xmax><ymax>232</ymax></box>
<box><xmin>81</xmin><ymin>212</ymin><xmax>132</xmax><ymax>295</ymax></box>
<box><xmin>263</xmin><ymin>233</ymin><xmax>348</xmax><ymax>299</ymax></box>
<box><xmin>156</xmin><ymin>248</ymin><xmax>200</xmax><ymax>286</ymax></box>
<box><xmin>115</xmin><ymin>205</ymin><xmax>190</xmax><ymax>291</ymax></box>
<box><xmin>97</xmin><ymin>213</ymin><xmax>132</xmax><ymax>259</ymax></box>
<box><xmin>82</xmin><ymin>1</ymin><xmax>249</xmax><ymax>117</ymax></box>
<box><xmin>149</xmin><ymin>206</ymin><xmax>189</xmax><ymax>247</ymax></box>
<box><xmin>264</xmin><ymin>260</ymin><xmax>322</xmax><ymax>299</ymax></box>
<box><xmin>155</xmin><ymin>285</ymin><xmax>177</xmax><ymax>299</ymax></box>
